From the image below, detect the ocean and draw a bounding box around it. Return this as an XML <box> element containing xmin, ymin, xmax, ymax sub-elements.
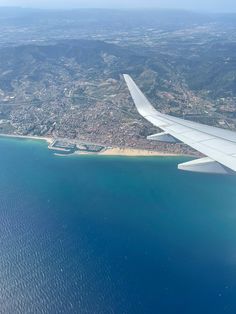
<box><xmin>0</xmin><ymin>137</ymin><xmax>236</xmax><ymax>314</ymax></box>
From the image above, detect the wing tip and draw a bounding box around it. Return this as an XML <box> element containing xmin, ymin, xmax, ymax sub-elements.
<box><xmin>123</xmin><ymin>73</ymin><xmax>130</xmax><ymax>81</ymax></box>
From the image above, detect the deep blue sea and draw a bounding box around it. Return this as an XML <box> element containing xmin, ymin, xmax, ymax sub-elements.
<box><xmin>0</xmin><ymin>137</ymin><xmax>236</xmax><ymax>314</ymax></box>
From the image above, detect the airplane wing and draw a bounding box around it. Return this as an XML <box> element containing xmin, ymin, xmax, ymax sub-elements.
<box><xmin>123</xmin><ymin>74</ymin><xmax>236</xmax><ymax>174</ymax></box>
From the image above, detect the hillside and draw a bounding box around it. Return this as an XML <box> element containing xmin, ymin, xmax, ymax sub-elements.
<box><xmin>0</xmin><ymin>35</ymin><xmax>235</xmax><ymax>152</ymax></box>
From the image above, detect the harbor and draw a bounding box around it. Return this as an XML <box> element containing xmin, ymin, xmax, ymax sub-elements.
<box><xmin>48</xmin><ymin>139</ymin><xmax>106</xmax><ymax>154</ymax></box>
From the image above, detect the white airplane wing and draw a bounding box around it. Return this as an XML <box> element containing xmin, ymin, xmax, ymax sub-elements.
<box><xmin>124</xmin><ymin>74</ymin><xmax>236</xmax><ymax>174</ymax></box>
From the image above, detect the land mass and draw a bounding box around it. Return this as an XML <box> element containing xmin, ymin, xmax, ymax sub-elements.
<box><xmin>0</xmin><ymin>9</ymin><xmax>235</xmax><ymax>156</ymax></box>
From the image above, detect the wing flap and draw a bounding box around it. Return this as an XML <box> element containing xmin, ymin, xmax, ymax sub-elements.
<box><xmin>178</xmin><ymin>157</ymin><xmax>232</xmax><ymax>174</ymax></box>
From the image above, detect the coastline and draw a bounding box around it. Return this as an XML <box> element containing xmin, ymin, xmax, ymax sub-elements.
<box><xmin>0</xmin><ymin>133</ymin><xmax>188</xmax><ymax>157</ymax></box>
<box><xmin>0</xmin><ymin>133</ymin><xmax>53</xmax><ymax>144</ymax></box>
<box><xmin>99</xmin><ymin>147</ymin><xmax>181</xmax><ymax>157</ymax></box>
<box><xmin>74</xmin><ymin>147</ymin><xmax>189</xmax><ymax>157</ymax></box>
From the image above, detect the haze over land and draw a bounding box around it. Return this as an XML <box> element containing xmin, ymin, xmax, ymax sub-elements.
<box><xmin>0</xmin><ymin>0</ymin><xmax>236</xmax><ymax>12</ymax></box>
<box><xmin>0</xmin><ymin>8</ymin><xmax>235</xmax><ymax>154</ymax></box>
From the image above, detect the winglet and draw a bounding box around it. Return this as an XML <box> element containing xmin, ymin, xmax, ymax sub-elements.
<box><xmin>123</xmin><ymin>74</ymin><xmax>158</xmax><ymax>117</ymax></box>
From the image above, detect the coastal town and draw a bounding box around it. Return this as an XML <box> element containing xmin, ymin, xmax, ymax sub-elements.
<box><xmin>0</xmin><ymin>10</ymin><xmax>235</xmax><ymax>156</ymax></box>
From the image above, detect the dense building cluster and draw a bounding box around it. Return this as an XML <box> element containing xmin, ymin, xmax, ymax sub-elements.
<box><xmin>0</xmin><ymin>9</ymin><xmax>235</xmax><ymax>155</ymax></box>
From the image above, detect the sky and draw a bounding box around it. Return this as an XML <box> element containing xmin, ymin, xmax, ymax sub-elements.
<box><xmin>0</xmin><ymin>0</ymin><xmax>235</xmax><ymax>13</ymax></box>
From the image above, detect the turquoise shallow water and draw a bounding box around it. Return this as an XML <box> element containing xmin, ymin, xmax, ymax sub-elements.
<box><xmin>0</xmin><ymin>137</ymin><xmax>236</xmax><ymax>313</ymax></box>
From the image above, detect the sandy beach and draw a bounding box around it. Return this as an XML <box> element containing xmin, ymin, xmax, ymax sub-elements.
<box><xmin>99</xmin><ymin>147</ymin><xmax>180</xmax><ymax>157</ymax></box>
<box><xmin>76</xmin><ymin>147</ymin><xmax>181</xmax><ymax>157</ymax></box>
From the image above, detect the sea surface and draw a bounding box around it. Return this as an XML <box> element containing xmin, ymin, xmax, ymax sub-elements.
<box><xmin>0</xmin><ymin>137</ymin><xmax>236</xmax><ymax>314</ymax></box>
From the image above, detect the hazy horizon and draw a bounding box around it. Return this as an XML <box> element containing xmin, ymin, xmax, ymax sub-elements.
<box><xmin>0</xmin><ymin>0</ymin><xmax>236</xmax><ymax>14</ymax></box>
